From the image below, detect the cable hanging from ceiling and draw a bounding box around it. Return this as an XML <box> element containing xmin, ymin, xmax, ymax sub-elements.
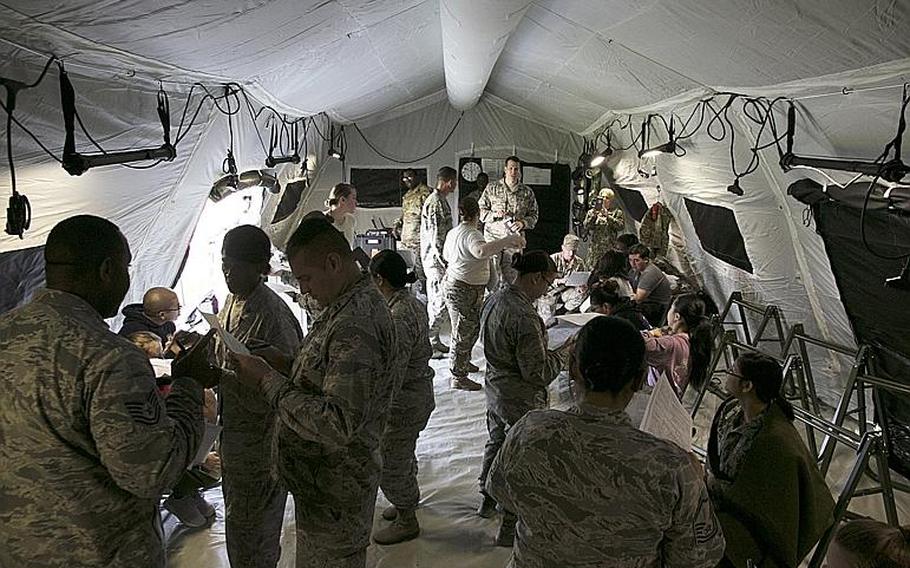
<box><xmin>351</xmin><ymin>111</ymin><xmax>465</xmax><ymax>164</ymax></box>
<box><xmin>0</xmin><ymin>54</ymin><xmax>350</xmax><ymax>236</ymax></box>
<box><xmin>584</xmin><ymin>84</ymin><xmax>910</xmax><ymax>266</ymax></box>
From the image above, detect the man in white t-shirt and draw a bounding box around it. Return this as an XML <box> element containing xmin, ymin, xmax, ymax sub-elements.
<box><xmin>443</xmin><ymin>196</ymin><xmax>524</xmax><ymax>391</ymax></box>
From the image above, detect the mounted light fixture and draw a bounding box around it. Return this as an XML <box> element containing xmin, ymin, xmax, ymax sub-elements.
<box><xmin>639</xmin><ymin>115</ymin><xmax>677</xmax><ymax>159</ymax></box>
<box><xmin>265</xmin><ymin>118</ymin><xmax>301</xmax><ymax>168</ymax></box>
<box><xmin>59</xmin><ymin>66</ymin><xmax>176</xmax><ymax>176</ymax></box>
<box><xmin>210</xmin><ymin>101</ymin><xmax>280</xmax><ymax>201</ymax></box>
<box><xmin>327</xmin><ymin>122</ymin><xmax>345</xmax><ymax>161</ymax></box>
<box><xmin>589</xmin><ymin>133</ymin><xmax>614</xmax><ymax>167</ymax></box>
<box><xmin>211</xmin><ymin>168</ymin><xmax>280</xmax><ymax>202</ymax></box>
<box><xmin>780</xmin><ymin>101</ymin><xmax>909</xmax><ymax>183</ymax></box>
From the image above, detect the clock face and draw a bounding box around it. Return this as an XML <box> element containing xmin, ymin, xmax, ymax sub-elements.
<box><xmin>461</xmin><ymin>161</ymin><xmax>482</xmax><ymax>182</ymax></box>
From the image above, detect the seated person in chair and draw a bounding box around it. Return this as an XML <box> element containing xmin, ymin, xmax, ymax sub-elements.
<box><xmin>707</xmin><ymin>352</ymin><xmax>835</xmax><ymax>568</ymax></box>
<box><xmin>127</xmin><ymin>330</ymin><xmax>219</xmax><ymax>529</ymax></box>
<box><xmin>549</xmin><ymin>233</ymin><xmax>588</xmax><ymax>313</ymax></box>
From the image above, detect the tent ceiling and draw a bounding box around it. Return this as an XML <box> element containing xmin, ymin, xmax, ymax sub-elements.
<box><xmin>2</xmin><ymin>0</ymin><xmax>909</xmax><ymax>129</ymax></box>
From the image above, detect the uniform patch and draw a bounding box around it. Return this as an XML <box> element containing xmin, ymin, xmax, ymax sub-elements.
<box><xmin>124</xmin><ymin>390</ymin><xmax>162</xmax><ymax>426</ymax></box>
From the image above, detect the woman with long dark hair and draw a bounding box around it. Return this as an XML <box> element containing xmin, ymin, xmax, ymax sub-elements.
<box><xmin>642</xmin><ymin>292</ymin><xmax>713</xmax><ymax>396</ymax></box>
<box><xmin>587</xmin><ymin>249</ymin><xmax>634</xmax><ymax>298</ymax></box>
<box><xmin>368</xmin><ymin>250</ymin><xmax>436</xmax><ymax>545</ymax></box>
<box><xmin>589</xmin><ymin>280</ymin><xmax>650</xmax><ymax>330</ymax></box>
<box><xmin>707</xmin><ymin>352</ymin><xmax>834</xmax><ymax>567</ymax></box>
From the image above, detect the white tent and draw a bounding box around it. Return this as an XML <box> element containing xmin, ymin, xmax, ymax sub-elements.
<box><xmin>2</xmin><ymin>1</ymin><xmax>910</xmax><ymax>565</ymax></box>
<box><xmin>5</xmin><ymin>0</ymin><xmax>908</xmax><ymax>400</ymax></box>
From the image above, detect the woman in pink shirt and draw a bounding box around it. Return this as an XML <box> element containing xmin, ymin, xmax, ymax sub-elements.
<box><xmin>642</xmin><ymin>292</ymin><xmax>713</xmax><ymax>396</ymax></box>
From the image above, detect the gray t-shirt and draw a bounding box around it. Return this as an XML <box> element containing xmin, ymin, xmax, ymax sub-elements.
<box><xmin>636</xmin><ymin>263</ymin><xmax>671</xmax><ymax>305</ymax></box>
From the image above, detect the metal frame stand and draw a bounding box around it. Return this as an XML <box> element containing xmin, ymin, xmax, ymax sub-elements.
<box><xmin>689</xmin><ymin>292</ymin><xmax>792</xmax><ymax>417</ymax></box>
<box><xmin>782</xmin><ymin>323</ymin><xmax>863</xmax><ymax>427</ymax></box>
<box><xmin>716</xmin><ymin>291</ymin><xmax>788</xmax><ymax>357</ymax></box>
<box><xmin>805</xmin><ymin>424</ymin><xmax>889</xmax><ymax>568</ymax></box>
<box><xmin>844</xmin><ymin>366</ymin><xmax>910</xmax><ymax>526</ymax></box>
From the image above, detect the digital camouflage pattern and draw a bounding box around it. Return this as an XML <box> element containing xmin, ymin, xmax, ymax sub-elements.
<box><xmin>420</xmin><ymin>190</ymin><xmax>452</xmax><ymax>341</ymax></box>
<box><xmin>487</xmin><ymin>404</ymin><xmax>726</xmax><ymax>568</ymax></box>
<box><xmin>444</xmin><ymin>278</ymin><xmax>485</xmax><ymax>376</ymax></box>
<box><xmin>0</xmin><ymin>290</ymin><xmax>204</xmax><ymax>568</ymax></box>
<box><xmin>215</xmin><ymin>283</ymin><xmax>303</xmax><ymax>568</ymax></box>
<box><xmin>478</xmin><ymin>285</ymin><xmax>569</xmax><ymax>490</ymax></box>
<box><xmin>479</xmin><ymin>180</ymin><xmax>538</xmax><ymax>287</ymax></box>
<box><xmin>398</xmin><ymin>182</ymin><xmax>431</xmax><ymax>251</ymax></box>
<box><xmin>258</xmin><ymin>274</ymin><xmax>397</xmax><ymax>567</ymax></box>
<box><xmin>380</xmin><ymin>288</ymin><xmax>436</xmax><ymax>511</ymax></box>
<box><xmin>584</xmin><ymin>206</ymin><xmax>625</xmax><ymax>266</ymax></box>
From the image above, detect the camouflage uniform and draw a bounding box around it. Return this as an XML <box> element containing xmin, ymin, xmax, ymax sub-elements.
<box><xmin>215</xmin><ymin>283</ymin><xmax>303</xmax><ymax>568</ymax></box>
<box><xmin>478</xmin><ymin>285</ymin><xmax>569</xmax><ymax>494</ymax></box>
<box><xmin>583</xmin><ymin>206</ymin><xmax>625</xmax><ymax>266</ymax></box>
<box><xmin>479</xmin><ymin>180</ymin><xmax>538</xmax><ymax>287</ymax></box>
<box><xmin>639</xmin><ymin>203</ymin><xmax>674</xmax><ymax>257</ymax></box>
<box><xmin>548</xmin><ymin>252</ymin><xmax>589</xmax><ymax>312</ymax></box>
<box><xmin>258</xmin><ymin>275</ymin><xmax>397</xmax><ymax>568</ymax></box>
<box><xmin>444</xmin><ymin>278</ymin><xmax>486</xmax><ymax>376</ymax></box>
<box><xmin>0</xmin><ymin>290</ymin><xmax>204</xmax><ymax>568</ymax></box>
<box><xmin>398</xmin><ymin>183</ymin><xmax>431</xmax><ymax>286</ymax></box>
<box><xmin>380</xmin><ymin>288</ymin><xmax>436</xmax><ymax>511</ymax></box>
<box><xmin>420</xmin><ymin>190</ymin><xmax>452</xmax><ymax>343</ymax></box>
<box><xmin>442</xmin><ymin>222</ymin><xmax>491</xmax><ymax>376</ymax></box>
<box><xmin>486</xmin><ymin>404</ymin><xmax>726</xmax><ymax>567</ymax></box>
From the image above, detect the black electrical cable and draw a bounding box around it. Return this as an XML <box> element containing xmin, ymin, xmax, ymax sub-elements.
<box><xmin>308</xmin><ymin>114</ymin><xmax>332</xmax><ymax>142</ymax></box>
<box><xmin>239</xmin><ymin>87</ymin><xmax>270</xmax><ymax>157</ymax></box>
<box><xmin>2</xmin><ymin>55</ymin><xmax>59</xmax><ymax>237</ymax></box>
<box><xmin>858</xmin><ymin>85</ymin><xmax>910</xmax><ymax>261</ymax></box>
<box><xmin>352</xmin><ymin>111</ymin><xmax>464</xmax><ymax>164</ymax></box>
<box><xmin>0</xmin><ymin>99</ymin><xmax>63</xmax><ymax>163</ymax></box>
<box><xmin>71</xmin><ymin>106</ymin><xmax>163</xmax><ymax>169</ymax></box>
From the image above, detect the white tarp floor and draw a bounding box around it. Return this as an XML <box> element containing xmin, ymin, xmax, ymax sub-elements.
<box><xmin>162</xmin><ymin>328</ymin><xmax>910</xmax><ymax>568</ymax></box>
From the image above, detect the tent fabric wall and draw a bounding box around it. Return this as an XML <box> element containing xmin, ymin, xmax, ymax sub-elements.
<box><xmin>601</xmin><ymin>95</ymin><xmax>862</xmax><ymax>404</ymax></box>
<box><xmin>1</xmin><ymin>0</ymin><xmax>909</xmax><ymax>401</ymax></box>
<box><xmin>265</xmin><ymin>96</ymin><xmax>586</xmax><ymax>248</ymax></box>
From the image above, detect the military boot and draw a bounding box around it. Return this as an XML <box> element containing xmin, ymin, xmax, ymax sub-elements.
<box><xmin>373</xmin><ymin>508</ymin><xmax>420</xmax><ymax>545</ymax></box>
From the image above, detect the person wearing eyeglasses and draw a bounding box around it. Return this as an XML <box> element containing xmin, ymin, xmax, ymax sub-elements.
<box><xmin>706</xmin><ymin>352</ymin><xmax>834</xmax><ymax>568</ymax></box>
<box><xmin>118</xmin><ymin>286</ymin><xmax>181</xmax><ymax>345</ymax></box>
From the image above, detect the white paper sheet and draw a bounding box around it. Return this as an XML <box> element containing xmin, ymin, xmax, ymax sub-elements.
<box><xmin>563</xmin><ymin>270</ymin><xmax>590</xmax><ymax>287</ymax></box>
<box><xmin>190</xmin><ymin>423</ymin><xmax>222</xmax><ymax>467</ymax></box>
<box><xmin>556</xmin><ymin>312</ymin><xmax>604</xmax><ymax>326</ymax></box>
<box><xmin>522</xmin><ymin>166</ymin><xmax>551</xmax><ymax>185</ymax></box>
<box><xmin>149</xmin><ymin>358</ymin><xmax>171</xmax><ymax>378</ymax></box>
<box><xmin>201</xmin><ymin>312</ymin><xmax>251</xmax><ymax>355</ymax></box>
<box><xmin>639</xmin><ymin>373</ymin><xmax>692</xmax><ymax>451</ymax></box>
